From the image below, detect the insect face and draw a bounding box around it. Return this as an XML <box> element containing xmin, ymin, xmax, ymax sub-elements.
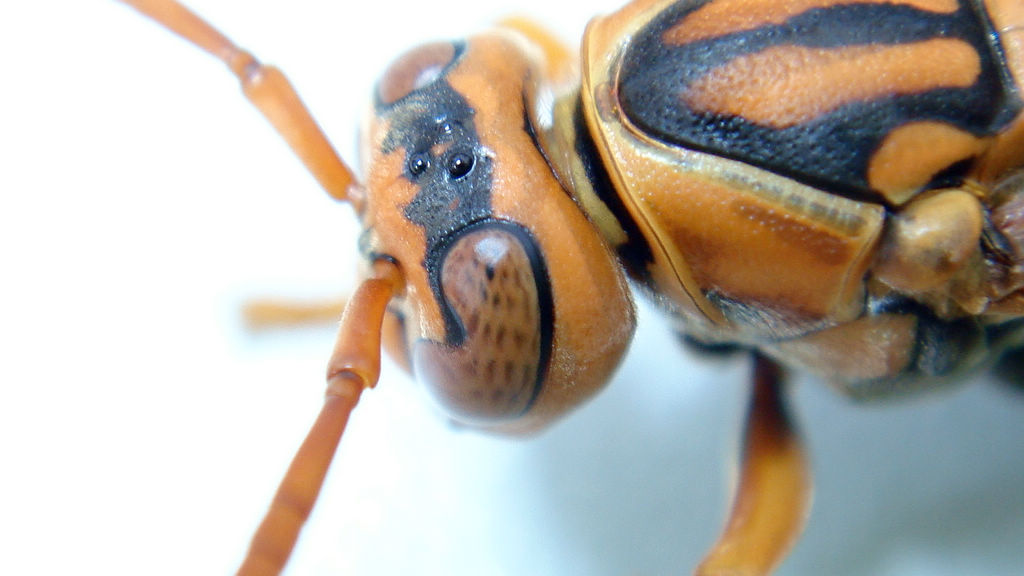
<box><xmin>359</xmin><ymin>33</ymin><xmax>636</xmax><ymax>432</ymax></box>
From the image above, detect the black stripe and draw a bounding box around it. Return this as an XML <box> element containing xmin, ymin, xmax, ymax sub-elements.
<box><xmin>572</xmin><ymin>98</ymin><xmax>656</xmax><ymax>284</ymax></box>
<box><xmin>619</xmin><ymin>0</ymin><xmax>1022</xmax><ymax>200</ymax></box>
<box><xmin>380</xmin><ymin>70</ymin><xmax>495</xmax><ymax>342</ymax></box>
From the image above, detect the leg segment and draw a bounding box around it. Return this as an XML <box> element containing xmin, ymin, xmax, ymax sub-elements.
<box><xmin>695</xmin><ymin>355</ymin><xmax>811</xmax><ymax>576</ymax></box>
<box><xmin>243</xmin><ymin>298</ymin><xmax>347</xmax><ymax>330</ymax></box>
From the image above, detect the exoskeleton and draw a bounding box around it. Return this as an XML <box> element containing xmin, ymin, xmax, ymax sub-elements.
<box><xmin>105</xmin><ymin>0</ymin><xmax>1024</xmax><ymax>573</ymax></box>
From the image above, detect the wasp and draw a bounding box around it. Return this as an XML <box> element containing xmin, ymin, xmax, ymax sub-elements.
<box><xmin>6</xmin><ymin>0</ymin><xmax>1024</xmax><ymax>569</ymax></box>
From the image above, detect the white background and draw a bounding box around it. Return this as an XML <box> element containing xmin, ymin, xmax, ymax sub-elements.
<box><xmin>1</xmin><ymin>1</ymin><xmax>1023</xmax><ymax>575</ymax></box>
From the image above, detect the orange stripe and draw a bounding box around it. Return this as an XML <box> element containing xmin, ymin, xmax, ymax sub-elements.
<box><xmin>867</xmin><ymin>121</ymin><xmax>987</xmax><ymax>204</ymax></box>
<box><xmin>683</xmin><ymin>39</ymin><xmax>981</xmax><ymax>128</ymax></box>
<box><xmin>664</xmin><ymin>0</ymin><xmax>961</xmax><ymax>46</ymax></box>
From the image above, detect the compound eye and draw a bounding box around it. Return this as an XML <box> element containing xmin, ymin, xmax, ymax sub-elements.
<box><xmin>413</xmin><ymin>221</ymin><xmax>551</xmax><ymax>423</ymax></box>
<box><xmin>377</xmin><ymin>42</ymin><xmax>458</xmax><ymax>105</ymax></box>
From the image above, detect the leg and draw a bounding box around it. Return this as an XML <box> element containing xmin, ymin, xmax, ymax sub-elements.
<box><xmin>695</xmin><ymin>354</ymin><xmax>811</xmax><ymax>576</ymax></box>
<box><xmin>117</xmin><ymin>0</ymin><xmax>359</xmax><ymax>204</ymax></box>
<box><xmin>242</xmin><ymin>298</ymin><xmax>347</xmax><ymax>330</ymax></box>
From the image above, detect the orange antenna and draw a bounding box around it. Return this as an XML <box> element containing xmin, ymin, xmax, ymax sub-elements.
<box><xmin>112</xmin><ymin>2</ymin><xmax>392</xmax><ymax>573</ymax></box>
<box><xmin>237</xmin><ymin>263</ymin><xmax>400</xmax><ymax>575</ymax></box>
<box><xmin>118</xmin><ymin>0</ymin><xmax>358</xmax><ymax>204</ymax></box>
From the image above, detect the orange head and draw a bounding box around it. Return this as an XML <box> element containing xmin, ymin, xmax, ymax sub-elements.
<box><xmin>355</xmin><ymin>31</ymin><xmax>635</xmax><ymax>433</ymax></box>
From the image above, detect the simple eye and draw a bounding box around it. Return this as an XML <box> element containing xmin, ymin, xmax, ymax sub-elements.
<box><xmin>408</xmin><ymin>153</ymin><xmax>431</xmax><ymax>177</ymax></box>
<box><xmin>447</xmin><ymin>152</ymin><xmax>474</xmax><ymax>179</ymax></box>
<box><xmin>377</xmin><ymin>42</ymin><xmax>457</xmax><ymax>105</ymax></box>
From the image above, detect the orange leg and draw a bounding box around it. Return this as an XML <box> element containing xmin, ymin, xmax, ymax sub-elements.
<box><xmin>117</xmin><ymin>0</ymin><xmax>359</xmax><ymax>205</ymax></box>
<box><xmin>242</xmin><ymin>298</ymin><xmax>347</xmax><ymax>330</ymax></box>
<box><xmin>695</xmin><ymin>355</ymin><xmax>812</xmax><ymax>576</ymax></box>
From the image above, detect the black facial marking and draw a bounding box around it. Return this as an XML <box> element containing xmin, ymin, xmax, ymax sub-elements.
<box><xmin>376</xmin><ymin>43</ymin><xmax>556</xmax><ymax>407</ymax></box>
<box><xmin>618</xmin><ymin>0</ymin><xmax>1022</xmax><ymax>201</ymax></box>
<box><xmin>379</xmin><ymin>49</ymin><xmax>493</xmax><ymax>250</ymax></box>
<box><xmin>377</xmin><ymin>42</ymin><xmax>505</xmax><ymax>345</ymax></box>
